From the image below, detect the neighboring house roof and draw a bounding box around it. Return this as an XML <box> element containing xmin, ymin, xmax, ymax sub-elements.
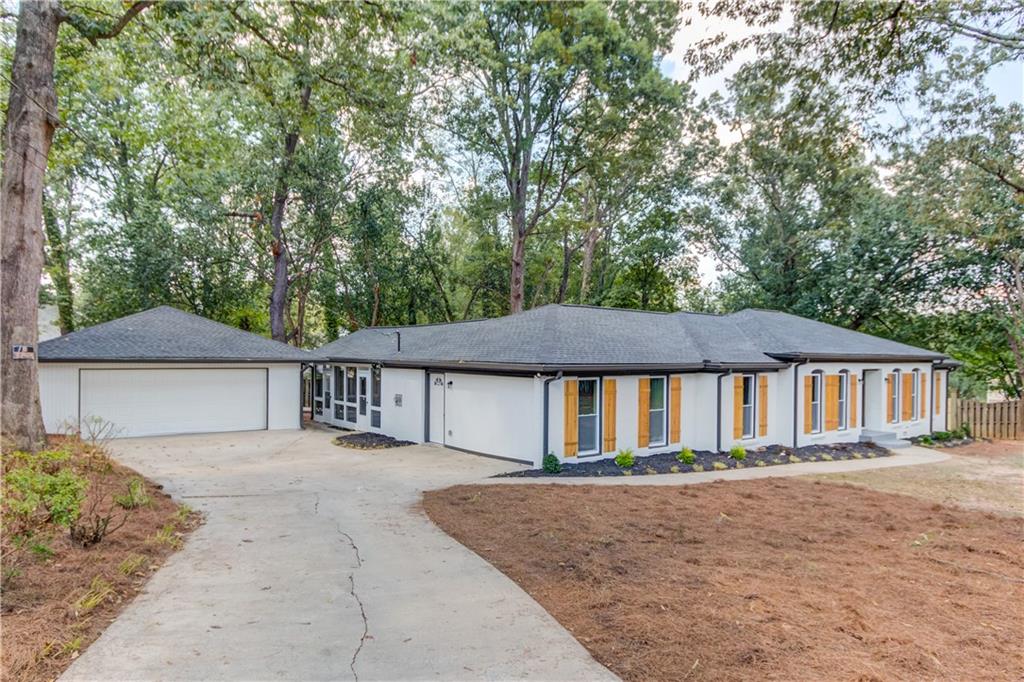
<box><xmin>39</xmin><ymin>306</ymin><xmax>320</xmax><ymax>363</ymax></box>
<box><xmin>316</xmin><ymin>304</ymin><xmax>947</xmax><ymax>372</ymax></box>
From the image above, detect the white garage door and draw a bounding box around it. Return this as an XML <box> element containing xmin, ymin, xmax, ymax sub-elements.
<box><xmin>81</xmin><ymin>368</ymin><xmax>268</xmax><ymax>438</ymax></box>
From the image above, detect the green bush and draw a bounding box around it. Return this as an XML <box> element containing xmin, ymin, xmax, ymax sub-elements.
<box><xmin>729</xmin><ymin>446</ymin><xmax>746</xmax><ymax>461</ymax></box>
<box><xmin>542</xmin><ymin>453</ymin><xmax>562</xmax><ymax>474</ymax></box>
<box><xmin>933</xmin><ymin>431</ymin><xmax>952</xmax><ymax>442</ymax></box>
<box><xmin>677</xmin><ymin>447</ymin><xmax>695</xmax><ymax>465</ymax></box>
<box><xmin>614</xmin><ymin>449</ymin><xmax>635</xmax><ymax>468</ymax></box>
<box><xmin>957</xmin><ymin>424</ymin><xmax>971</xmax><ymax>438</ymax></box>
<box><xmin>114</xmin><ymin>478</ymin><xmax>151</xmax><ymax>509</ymax></box>
<box><xmin>3</xmin><ymin>458</ymin><xmax>88</xmax><ymax>532</ymax></box>
<box><xmin>918</xmin><ymin>436</ymin><xmax>934</xmax><ymax>446</ymax></box>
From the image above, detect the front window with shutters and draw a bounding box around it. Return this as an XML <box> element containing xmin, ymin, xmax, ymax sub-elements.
<box><xmin>811</xmin><ymin>373</ymin><xmax>823</xmax><ymax>433</ymax></box>
<box><xmin>741</xmin><ymin>374</ymin><xmax>755</xmax><ymax>438</ymax></box>
<box><xmin>838</xmin><ymin>372</ymin><xmax>848</xmax><ymax>430</ymax></box>
<box><xmin>648</xmin><ymin>377</ymin><xmax>667</xmax><ymax>446</ymax></box>
<box><xmin>890</xmin><ymin>370</ymin><xmax>900</xmax><ymax>423</ymax></box>
<box><xmin>577</xmin><ymin>379</ymin><xmax>600</xmax><ymax>455</ymax></box>
<box><xmin>911</xmin><ymin>369</ymin><xmax>920</xmax><ymax>420</ymax></box>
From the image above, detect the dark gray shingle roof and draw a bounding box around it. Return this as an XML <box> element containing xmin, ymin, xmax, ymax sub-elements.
<box><xmin>40</xmin><ymin>306</ymin><xmax>318</xmax><ymax>363</ymax></box>
<box><xmin>316</xmin><ymin>304</ymin><xmax>944</xmax><ymax>370</ymax></box>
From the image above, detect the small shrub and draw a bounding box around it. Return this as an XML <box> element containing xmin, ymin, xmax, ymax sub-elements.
<box><xmin>807</xmin><ymin>455</ymin><xmax>818</xmax><ymax>462</ymax></box>
<box><xmin>755</xmin><ymin>460</ymin><xmax>767</xmax><ymax>467</ymax></box>
<box><xmin>821</xmin><ymin>453</ymin><xmax>834</xmax><ymax>461</ymax></box>
<box><xmin>852</xmin><ymin>452</ymin><xmax>863</xmax><ymax>459</ymax></box>
<box><xmin>677</xmin><ymin>447</ymin><xmax>695</xmax><ymax>465</ymax></box>
<box><xmin>933</xmin><ymin>431</ymin><xmax>951</xmax><ymax>442</ymax></box>
<box><xmin>74</xmin><ymin>576</ymin><xmax>114</xmax><ymax>614</ymax></box>
<box><xmin>644</xmin><ymin>466</ymin><xmax>657</xmax><ymax>475</ymax></box>
<box><xmin>621</xmin><ymin>470</ymin><xmax>633</xmax><ymax>476</ymax></box>
<box><xmin>2</xmin><ymin>459</ymin><xmax>88</xmax><ymax>532</ymax></box>
<box><xmin>669</xmin><ymin>465</ymin><xmax>680</xmax><ymax>474</ymax></box>
<box><xmin>729</xmin><ymin>446</ymin><xmax>746</xmax><ymax>461</ymax></box>
<box><xmin>118</xmin><ymin>554</ymin><xmax>148</xmax><ymax>576</ymax></box>
<box><xmin>712</xmin><ymin>461</ymin><xmax>728</xmax><ymax>471</ymax></box>
<box><xmin>114</xmin><ymin>477</ymin><xmax>151</xmax><ymax>509</ymax></box>
<box><xmin>692</xmin><ymin>464</ymin><xmax>704</xmax><ymax>472</ymax></box>
<box><xmin>867</xmin><ymin>451</ymin><xmax>877</xmax><ymax>458</ymax></box>
<box><xmin>174</xmin><ymin>504</ymin><xmax>193</xmax><ymax>525</ymax></box>
<box><xmin>542</xmin><ymin>453</ymin><xmax>562</xmax><ymax>474</ymax></box>
<box><xmin>734</xmin><ymin>462</ymin><xmax>744</xmax><ymax>469</ymax></box>
<box><xmin>614</xmin><ymin>449</ymin><xmax>635</xmax><ymax>468</ymax></box>
<box><xmin>788</xmin><ymin>454</ymin><xmax>802</xmax><ymax>464</ymax></box>
<box><xmin>959</xmin><ymin>424</ymin><xmax>971</xmax><ymax>438</ymax></box>
<box><xmin>147</xmin><ymin>523</ymin><xmax>182</xmax><ymax>549</ymax></box>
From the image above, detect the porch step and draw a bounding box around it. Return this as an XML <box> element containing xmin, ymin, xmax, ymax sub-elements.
<box><xmin>859</xmin><ymin>429</ymin><xmax>913</xmax><ymax>449</ymax></box>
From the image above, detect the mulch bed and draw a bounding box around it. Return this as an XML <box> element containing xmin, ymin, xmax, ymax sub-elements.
<box><xmin>333</xmin><ymin>432</ymin><xmax>414</xmax><ymax>450</ymax></box>
<box><xmin>424</xmin><ymin>479</ymin><xmax>1024</xmax><ymax>681</ymax></box>
<box><xmin>501</xmin><ymin>441</ymin><xmax>889</xmax><ymax>477</ymax></box>
<box><xmin>2</xmin><ymin>438</ymin><xmax>200</xmax><ymax>682</ymax></box>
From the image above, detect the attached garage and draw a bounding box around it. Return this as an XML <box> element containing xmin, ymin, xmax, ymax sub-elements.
<box><xmin>39</xmin><ymin>306</ymin><xmax>319</xmax><ymax>438</ymax></box>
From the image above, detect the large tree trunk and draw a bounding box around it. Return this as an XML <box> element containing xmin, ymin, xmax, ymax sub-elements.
<box><xmin>1</xmin><ymin>2</ymin><xmax>62</xmax><ymax>450</ymax></box>
<box><xmin>268</xmin><ymin>85</ymin><xmax>311</xmax><ymax>343</ymax></box>
<box><xmin>509</xmin><ymin>229</ymin><xmax>527</xmax><ymax>313</ymax></box>
<box><xmin>43</xmin><ymin>194</ymin><xmax>75</xmax><ymax>334</ymax></box>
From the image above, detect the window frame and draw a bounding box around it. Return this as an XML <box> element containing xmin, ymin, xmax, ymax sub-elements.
<box><xmin>837</xmin><ymin>371</ymin><xmax>848</xmax><ymax>431</ymax></box>
<box><xmin>890</xmin><ymin>369</ymin><xmax>901</xmax><ymax>424</ymax></box>
<box><xmin>911</xmin><ymin>369</ymin><xmax>920</xmax><ymax>420</ymax></box>
<box><xmin>576</xmin><ymin>377</ymin><xmax>601</xmax><ymax>457</ymax></box>
<box><xmin>741</xmin><ymin>373</ymin><xmax>756</xmax><ymax>439</ymax></box>
<box><xmin>810</xmin><ymin>371</ymin><xmax>823</xmax><ymax>434</ymax></box>
<box><xmin>648</xmin><ymin>375</ymin><xmax>668</xmax><ymax>447</ymax></box>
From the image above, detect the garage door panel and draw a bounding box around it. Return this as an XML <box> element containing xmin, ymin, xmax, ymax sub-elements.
<box><xmin>81</xmin><ymin>369</ymin><xmax>267</xmax><ymax>438</ymax></box>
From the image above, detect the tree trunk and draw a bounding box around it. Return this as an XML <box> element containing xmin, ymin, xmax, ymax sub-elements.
<box><xmin>509</xmin><ymin>226</ymin><xmax>527</xmax><ymax>314</ymax></box>
<box><xmin>268</xmin><ymin>85</ymin><xmax>311</xmax><ymax>343</ymax></box>
<box><xmin>43</xmin><ymin>194</ymin><xmax>75</xmax><ymax>334</ymax></box>
<box><xmin>1</xmin><ymin>1</ymin><xmax>62</xmax><ymax>450</ymax></box>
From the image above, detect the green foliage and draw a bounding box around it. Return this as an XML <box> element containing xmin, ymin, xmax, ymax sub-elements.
<box><xmin>933</xmin><ymin>431</ymin><xmax>952</xmax><ymax>442</ymax></box>
<box><xmin>729</xmin><ymin>446</ymin><xmax>746</xmax><ymax>461</ymax></box>
<box><xmin>919</xmin><ymin>436</ymin><xmax>934</xmax><ymax>446</ymax></box>
<box><xmin>614</xmin><ymin>449</ymin><xmax>635</xmax><ymax>468</ymax></box>
<box><xmin>118</xmin><ymin>554</ymin><xmax>148</xmax><ymax>576</ymax></box>
<box><xmin>542</xmin><ymin>453</ymin><xmax>562</xmax><ymax>474</ymax></box>
<box><xmin>2</xmin><ymin>451</ymin><xmax>88</xmax><ymax>532</ymax></box>
<box><xmin>677</xmin><ymin>447</ymin><xmax>695</xmax><ymax>465</ymax></box>
<box><xmin>712</xmin><ymin>461</ymin><xmax>728</xmax><ymax>471</ymax></box>
<box><xmin>114</xmin><ymin>478</ymin><xmax>151</xmax><ymax>510</ymax></box>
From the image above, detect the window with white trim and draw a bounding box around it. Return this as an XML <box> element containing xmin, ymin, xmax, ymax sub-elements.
<box><xmin>811</xmin><ymin>372</ymin><xmax>823</xmax><ymax>434</ymax></box>
<box><xmin>577</xmin><ymin>378</ymin><xmax>600</xmax><ymax>455</ymax></box>
<box><xmin>741</xmin><ymin>374</ymin><xmax>755</xmax><ymax>439</ymax></box>
<box><xmin>648</xmin><ymin>376</ymin><xmax>667</xmax><ymax>446</ymax></box>
<box><xmin>838</xmin><ymin>372</ymin><xmax>848</xmax><ymax>430</ymax></box>
<box><xmin>890</xmin><ymin>369</ymin><xmax>900</xmax><ymax>423</ymax></box>
<box><xmin>911</xmin><ymin>369</ymin><xmax>920</xmax><ymax>420</ymax></box>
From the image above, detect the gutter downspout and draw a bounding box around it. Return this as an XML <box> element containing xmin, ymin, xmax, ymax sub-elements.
<box><xmin>791</xmin><ymin>359</ymin><xmax>809</xmax><ymax>448</ymax></box>
<box><xmin>542</xmin><ymin>371</ymin><xmax>563</xmax><ymax>462</ymax></box>
<box><xmin>715</xmin><ymin>370</ymin><xmax>730</xmax><ymax>452</ymax></box>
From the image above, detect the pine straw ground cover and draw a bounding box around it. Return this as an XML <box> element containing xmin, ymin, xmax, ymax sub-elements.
<box><xmin>2</xmin><ymin>436</ymin><xmax>200</xmax><ymax>682</ymax></box>
<box><xmin>423</xmin><ymin>479</ymin><xmax>1024</xmax><ymax>681</ymax></box>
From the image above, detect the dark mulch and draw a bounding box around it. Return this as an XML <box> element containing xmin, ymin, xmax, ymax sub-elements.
<box><xmin>911</xmin><ymin>435</ymin><xmax>977</xmax><ymax>448</ymax></box>
<box><xmin>499</xmin><ymin>441</ymin><xmax>889</xmax><ymax>477</ymax></box>
<box><xmin>333</xmin><ymin>432</ymin><xmax>414</xmax><ymax>450</ymax></box>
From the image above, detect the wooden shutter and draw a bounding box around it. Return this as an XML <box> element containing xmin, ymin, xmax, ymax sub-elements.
<box><xmin>850</xmin><ymin>375</ymin><xmax>858</xmax><ymax>427</ymax></box>
<box><xmin>934</xmin><ymin>373</ymin><xmax>941</xmax><ymax>415</ymax></box>
<box><xmin>920</xmin><ymin>373</ymin><xmax>927</xmax><ymax>418</ymax></box>
<box><xmin>757</xmin><ymin>375</ymin><xmax>768</xmax><ymax>437</ymax></box>
<box><xmin>901</xmin><ymin>373</ymin><xmax>913</xmax><ymax>421</ymax></box>
<box><xmin>825</xmin><ymin>375</ymin><xmax>839</xmax><ymax>431</ymax></box>
<box><xmin>563</xmin><ymin>380</ymin><xmax>578</xmax><ymax>457</ymax></box>
<box><xmin>637</xmin><ymin>378</ymin><xmax>650</xmax><ymax>448</ymax></box>
<box><xmin>669</xmin><ymin>376</ymin><xmax>682</xmax><ymax>443</ymax></box>
<box><xmin>732</xmin><ymin>375</ymin><xmax>744</xmax><ymax>439</ymax></box>
<box><xmin>603</xmin><ymin>378</ymin><xmax>617</xmax><ymax>452</ymax></box>
<box><xmin>886</xmin><ymin>374</ymin><xmax>894</xmax><ymax>423</ymax></box>
<box><xmin>803</xmin><ymin>375</ymin><xmax>813</xmax><ymax>434</ymax></box>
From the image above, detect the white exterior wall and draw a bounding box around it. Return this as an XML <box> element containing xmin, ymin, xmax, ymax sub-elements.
<box><xmin>716</xmin><ymin>370</ymin><xmax>785</xmax><ymax>452</ymax></box>
<box><xmin>380</xmin><ymin>368</ymin><xmax>426</xmax><ymax>443</ymax></box>
<box><xmin>442</xmin><ymin>372</ymin><xmax>541</xmax><ymax>463</ymax></box>
<box><xmin>39</xmin><ymin>362</ymin><xmax>302</xmax><ymax>435</ymax></box>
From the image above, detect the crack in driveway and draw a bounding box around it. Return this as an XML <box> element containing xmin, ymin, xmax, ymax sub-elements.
<box><xmin>335</xmin><ymin>523</ymin><xmax>367</xmax><ymax>680</ymax></box>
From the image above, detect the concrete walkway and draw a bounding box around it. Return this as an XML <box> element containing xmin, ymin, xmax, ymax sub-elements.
<box><xmin>481</xmin><ymin>446</ymin><xmax>949</xmax><ymax>486</ymax></box>
<box><xmin>62</xmin><ymin>428</ymin><xmax>613</xmax><ymax>682</ymax></box>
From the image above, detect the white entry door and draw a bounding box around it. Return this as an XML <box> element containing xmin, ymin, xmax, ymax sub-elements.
<box><xmin>81</xmin><ymin>368</ymin><xmax>267</xmax><ymax>438</ymax></box>
<box><xmin>356</xmin><ymin>368</ymin><xmax>371</xmax><ymax>431</ymax></box>
<box><xmin>428</xmin><ymin>372</ymin><xmax>445</xmax><ymax>444</ymax></box>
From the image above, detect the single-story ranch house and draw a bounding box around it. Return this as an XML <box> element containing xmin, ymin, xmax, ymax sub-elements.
<box><xmin>314</xmin><ymin>304</ymin><xmax>956</xmax><ymax>466</ymax></box>
<box><xmin>39</xmin><ymin>306</ymin><xmax>318</xmax><ymax>438</ymax></box>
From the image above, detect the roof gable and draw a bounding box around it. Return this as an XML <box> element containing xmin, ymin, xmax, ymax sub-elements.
<box><xmin>39</xmin><ymin>306</ymin><xmax>318</xmax><ymax>363</ymax></box>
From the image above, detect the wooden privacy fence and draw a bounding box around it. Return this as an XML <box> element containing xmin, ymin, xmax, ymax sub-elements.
<box><xmin>947</xmin><ymin>397</ymin><xmax>1022</xmax><ymax>440</ymax></box>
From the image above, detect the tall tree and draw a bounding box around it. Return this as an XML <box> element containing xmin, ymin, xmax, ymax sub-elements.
<box><xmin>1</xmin><ymin>0</ymin><xmax>152</xmax><ymax>450</ymax></box>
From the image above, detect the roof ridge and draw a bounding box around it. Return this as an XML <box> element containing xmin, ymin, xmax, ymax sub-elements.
<box><xmin>554</xmin><ymin>303</ymin><xmax>676</xmax><ymax>316</ymax></box>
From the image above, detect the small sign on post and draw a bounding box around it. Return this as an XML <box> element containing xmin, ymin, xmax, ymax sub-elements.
<box><xmin>11</xmin><ymin>344</ymin><xmax>35</xmax><ymax>360</ymax></box>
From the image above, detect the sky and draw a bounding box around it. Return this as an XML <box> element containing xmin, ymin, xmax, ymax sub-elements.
<box><xmin>661</xmin><ymin>7</ymin><xmax>1023</xmax><ymax>287</ymax></box>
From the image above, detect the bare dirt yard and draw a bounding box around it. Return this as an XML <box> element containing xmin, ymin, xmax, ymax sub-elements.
<box><xmin>2</xmin><ymin>437</ymin><xmax>199</xmax><ymax>682</ymax></box>
<box><xmin>815</xmin><ymin>440</ymin><xmax>1024</xmax><ymax>517</ymax></box>
<box><xmin>424</xmin><ymin>478</ymin><xmax>1024</xmax><ymax>681</ymax></box>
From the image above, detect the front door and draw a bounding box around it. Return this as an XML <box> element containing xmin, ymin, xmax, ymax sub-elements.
<box><xmin>428</xmin><ymin>372</ymin><xmax>445</xmax><ymax>444</ymax></box>
<box><xmin>356</xmin><ymin>368</ymin><xmax>371</xmax><ymax>431</ymax></box>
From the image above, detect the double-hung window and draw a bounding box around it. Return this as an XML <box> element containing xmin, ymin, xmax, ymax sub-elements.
<box><xmin>911</xmin><ymin>369</ymin><xmax>920</xmax><ymax>420</ymax></box>
<box><xmin>810</xmin><ymin>372</ymin><xmax>823</xmax><ymax>434</ymax></box>
<box><xmin>741</xmin><ymin>374</ymin><xmax>755</xmax><ymax>439</ymax></box>
<box><xmin>890</xmin><ymin>370</ymin><xmax>900</xmax><ymax>423</ymax></box>
<box><xmin>648</xmin><ymin>377</ymin><xmax>667</xmax><ymax>446</ymax></box>
<box><xmin>577</xmin><ymin>378</ymin><xmax>600</xmax><ymax>455</ymax></box>
<box><xmin>838</xmin><ymin>372</ymin><xmax>848</xmax><ymax>430</ymax></box>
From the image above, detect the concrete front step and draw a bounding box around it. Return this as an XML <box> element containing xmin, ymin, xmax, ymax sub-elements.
<box><xmin>859</xmin><ymin>429</ymin><xmax>912</xmax><ymax>449</ymax></box>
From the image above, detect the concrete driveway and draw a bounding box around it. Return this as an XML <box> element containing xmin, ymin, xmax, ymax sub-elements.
<box><xmin>62</xmin><ymin>428</ymin><xmax>615</xmax><ymax>682</ymax></box>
